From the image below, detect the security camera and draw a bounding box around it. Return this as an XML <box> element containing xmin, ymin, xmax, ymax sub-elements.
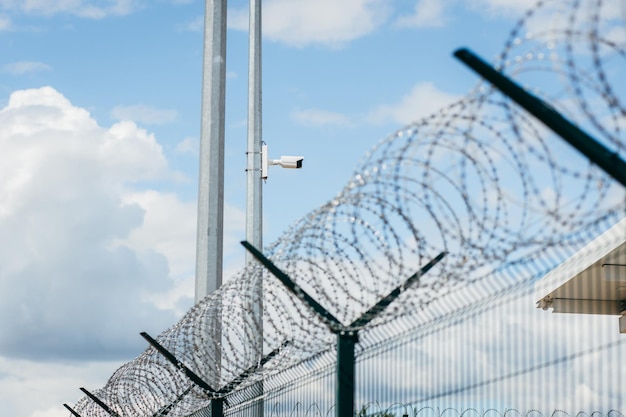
<box><xmin>272</xmin><ymin>155</ymin><xmax>303</xmax><ymax>169</ymax></box>
<box><xmin>261</xmin><ymin>144</ymin><xmax>304</xmax><ymax>180</ymax></box>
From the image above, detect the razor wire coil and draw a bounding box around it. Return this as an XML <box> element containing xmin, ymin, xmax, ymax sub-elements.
<box><xmin>70</xmin><ymin>0</ymin><xmax>626</xmax><ymax>415</ymax></box>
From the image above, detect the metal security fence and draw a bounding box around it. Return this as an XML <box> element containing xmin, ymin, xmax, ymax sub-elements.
<box><xmin>65</xmin><ymin>0</ymin><xmax>626</xmax><ymax>416</ymax></box>
<box><xmin>217</xmin><ymin>271</ymin><xmax>626</xmax><ymax>416</ymax></box>
<box><xmin>249</xmin><ymin>407</ymin><xmax>626</xmax><ymax>417</ymax></box>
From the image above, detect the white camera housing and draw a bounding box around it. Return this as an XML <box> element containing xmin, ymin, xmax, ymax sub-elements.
<box><xmin>273</xmin><ymin>155</ymin><xmax>304</xmax><ymax>169</ymax></box>
<box><xmin>261</xmin><ymin>144</ymin><xmax>303</xmax><ymax>179</ymax></box>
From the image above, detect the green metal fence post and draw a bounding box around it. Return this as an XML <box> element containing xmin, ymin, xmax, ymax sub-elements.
<box><xmin>63</xmin><ymin>404</ymin><xmax>82</xmax><ymax>417</ymax></box>
<box><xmin>242</xmin><ymin>241</ymin><xmax>447</xmax><ymax>417</ymax></box>
<box><xmin>336</xmin><ymin>331</ymin><xmax>358</xmax><ymax>417</ymax></box>
<box><xmin>79</xmin><ymin>388</ymin><xmax>122</xmax><ymax>417</ymax></box>
<box><xmin>211</xmin><ymin>398</ymin><xmax>224</xmax><ymax>417</ymax></box>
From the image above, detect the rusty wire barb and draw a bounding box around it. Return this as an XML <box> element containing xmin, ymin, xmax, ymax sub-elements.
<box><xmin>70</xmin><ymin>0</ymin><xmax>626</xmax><ymax>416</ymax></box>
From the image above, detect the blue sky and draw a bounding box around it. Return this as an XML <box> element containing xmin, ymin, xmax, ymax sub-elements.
<box><xmin>0</xmin><ymin>0</ymin><xmax>607</xmax><ymax>416</ymax></box>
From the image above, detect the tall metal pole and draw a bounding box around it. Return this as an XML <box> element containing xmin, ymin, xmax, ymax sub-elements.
<box><xmin>195</xmin><ymin>2</ymin><xmax>226</xmax><ymax>417</ymax></box>
<box><xmin>195</xmin><ymin>0</ymin><xmax>227</xmax><ymax>302</ymax></box>
<box><xmin>246</xmin><ymin>0</ymin><xmax>264</xmax><ymax>415</ymax></box>
<box><xmin>246</xmin><ymin>0</ymin><xmax>263</xmax><ymax>267</ymax></box>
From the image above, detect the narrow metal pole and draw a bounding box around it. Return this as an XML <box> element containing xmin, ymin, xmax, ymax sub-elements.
<box><xmin>246</xmin><ymin>0</ymin><xmax>263</xmax><ymax>271</ymax></box>
<box><xmin>195</xmin><ymin>0</ymin><xmax>227</xmax><ymax>301</ymax></box>
<box><xmin>246</xmin><ymin>0</ymin><xmax>263</xmax><ymax>251</ymax></box>
<box><xmin>336</xmin><ymin>332</ymin><xmax>357</xmax><ymax>417</ymax></box>
<box><xmin>246</xmin><ymin>0</ymin><xmax>264</xmax><ymax>416</ymax></box>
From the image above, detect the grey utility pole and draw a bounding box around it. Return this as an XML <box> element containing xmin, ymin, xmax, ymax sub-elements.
<box><xmin>246</xmin><ymin>0</ymin><xmax>264</xmax><ymax>416</ymax></box>
<box><xmin>195</xmin><ymin>1</ymin><xmax>226</xmax><ymax>416</ymax></box>
<box><xmin>195</xmin><ymin>0</ymin><xmax>227</xmax><ymax>303</ymax></box>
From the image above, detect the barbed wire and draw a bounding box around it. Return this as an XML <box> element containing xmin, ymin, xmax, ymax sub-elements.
<box><xmin>70</xmin><ymin>0</ymin><xmax>626</xmax><ymax>415</ymax></box>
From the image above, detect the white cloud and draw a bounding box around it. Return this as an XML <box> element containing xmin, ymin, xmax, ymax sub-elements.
<box><xmin>229</xmin><ymin>0</ymin><xmax>391</xmax><ymax>48</ymax></box>
<box><xmin>0</xmin><ymin>0</ymin><xmax>142</xmax><ymax>18</ymax></box>
<box><xmin>2</xmin><ymin>61</ymin><xmax>52</xmax><ymax>75</ymax></box>
<box><xmin>468</xmin><ymin>0</ymin><xmax>532</xmax><ymax>17</ymax></box>
<box><xmin>111</xmin><ymin>104</ymin><xmax>178</xmax><ymax>125</ymax></box>
<box><xmin>0</xmin><ymin>357</ymin><xmax>122</xmax><ymax>417</ymax></box>
<box><xmin>112</xmin><ymin>190</ymin><xmax>197</xmax><ymax>315</ymax></box>
<box><xmin>395</xmin><ymin>0</ymin><xmax>449</xmax><ymax>28</ymax></box>
<box><xmin>110</xmin><ymin>177</ymin><xmax>245</xmax><ymax>315</ymax></box>
<box><xmin>117</xmin><ymin>191</ymin><xmax>196</xmax><ymax>280</ymax></box>
<box><xmin>0</xmin><ymin>86</ymin><xmax>183</xmax><ymax>361</ymax></box>
<box><xmin>175</xmin><ymin>136</ymin><xmax>198</xmax><ymax>155</ymax></box>
<box><xmin>179</xmin><ymin>14</ymin><xmax>202</xmax><ymax>32</ymax></box>
<box><xmin>368</xmin><ymin>81</ymin><xmax>460</xmax><ymax>126</ymax></box>
<box><xmin>31</xmin><ymin>409</ymin><xmax>66</xmax><ymax>417</ymax></box>
<box><xmin>0</xmin><ymin>14</ymin><xmax>11</xmax><ymax>30</ymax></box>
<box><xmin>393</xmin><ymin>0</ymin><xmax>530</xmax><ymax>28</ymax></box>
<box><xmin>291</xmin><ymin>108</ymin><xmax>352</xmax><ymax>128</ymax></box>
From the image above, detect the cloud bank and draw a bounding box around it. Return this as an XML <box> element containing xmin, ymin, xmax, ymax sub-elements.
<box><xmin>229</xmin><ymin>0</ymin><xmax>391</xmax><ymax>48</ymax></box>
<box><xmin>0</xmin><ymin>86</ymin><xmax>183</xmax><ymax>361</ymax></box>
